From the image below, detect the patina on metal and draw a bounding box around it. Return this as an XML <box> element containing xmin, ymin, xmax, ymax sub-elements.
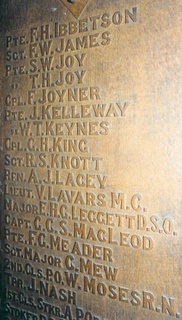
<box><xmin>0</xmin><ymin>0</ymin><xmax>181</xmax><ymax>320</ymax></box>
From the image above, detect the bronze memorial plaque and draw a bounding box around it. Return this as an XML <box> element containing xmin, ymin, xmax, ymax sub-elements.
<box><xmin>0</xmin><ymin>0</ymin><xmax>182</xmax><ymax>319</ymax></box>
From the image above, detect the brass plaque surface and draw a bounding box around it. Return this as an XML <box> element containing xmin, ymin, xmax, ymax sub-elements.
<box><xmin>0</xmin><ymin>0</ymin><xmax>182</xmax><ymax>320</ymax></box>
